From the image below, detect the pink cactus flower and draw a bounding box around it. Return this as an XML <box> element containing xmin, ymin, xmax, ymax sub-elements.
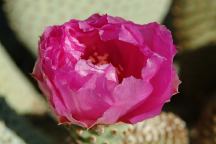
<box><xmin>33</xmin><ymin>14</ymin><xmax>180</xmax><ymax>128</ymax></box>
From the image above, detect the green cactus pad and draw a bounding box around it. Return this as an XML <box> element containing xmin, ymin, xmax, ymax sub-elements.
<box><xmin>0</xmin><ymin>97</ymin><xmax>54</xmax><ymax>144</ymax></box>
<box><xmin>0</xmin><ymin>120</ymin><xmax>26</xmax><ymax>144</ymax></box>
<box><xmin>68</xmin><ymin>112</ymin><xmax>189</xmax><ymax>144</ymax></box>
<box><xmin>0</xmin><ymin>43</ymin><xmax>47</xmax><ymax>114</ymax></box>
<box><xmin>172</xmin><ymin>0</ymin><xmax>216</xmax><ymax>50</ymax></box>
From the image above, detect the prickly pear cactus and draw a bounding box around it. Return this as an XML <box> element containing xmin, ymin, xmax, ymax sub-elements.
<box><xmin>134</xmin><ymin>112</ymin><xmax>189</xmax><ymax>144</ymax></box>
<box><xmin>0</xmin><ymin>43</ymin><xmax>47</xmax><ymax>115</ymax></box>
<box><xmin>70</xmin><ymin>124</ymin><xmax>134</xmax><ymax>144</ymax></box>
<box><xmin>3</xmin><ymin>0</ymin><xmax>171</xmax><ymax>54</ymax></box>
<box><xmin>0</xmin><ymin>121</ymin><xmax>26</xmax><ymax>144</ymax></box>
<box><xmin>192</xmin><ymin>96</ymin><xmax>216</xmax><ymax>144</ymax></box>
<box><xmin>69</xmin><ymin>112</ymin><xmax>189</xmax><ymax>144</ymax></box>
<box><xmin>0</xmin><ymin>97</ymin><xmax>54</xmax><ymax>144</ymax></box>
<box><xmin>172</xmin><ymin>0</ymin><xmax>216</xmax><ymax>50</ymax></box>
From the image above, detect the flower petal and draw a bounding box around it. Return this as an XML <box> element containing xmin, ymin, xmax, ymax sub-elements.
<box><xmin>96</xmin><ymin>76</ymin><xmax>153</xmax><ymax>125</ymax></box>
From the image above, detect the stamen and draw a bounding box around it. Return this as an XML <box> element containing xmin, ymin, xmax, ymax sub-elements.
<box><xmin>82</xmin><ymin>50</ymin><xmax>125</xmax><ymax>82</ymax></box>
<box><xmin>87</xmin><ymin>52</ymin><xmax>109</xmax><ymax>65</ymax></box>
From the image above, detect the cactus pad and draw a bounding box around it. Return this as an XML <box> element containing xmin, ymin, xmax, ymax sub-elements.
<box><xmin>69</xmin><ymin>112</ymin><xmax>189</xmax><ymax>144</ymax></box>
<box><xmin>172</xmin><ymin>0</ymin><xmax>216</xmax><ymax>50</ymax></box>
<box><xmin>3</xmin><ymin>0</ymin><xmax>171</xmax><ymax>54</ymax></box>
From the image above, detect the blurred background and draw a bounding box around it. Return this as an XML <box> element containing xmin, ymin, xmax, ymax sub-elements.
<box><xmin>0</xmin><ymin>0</ymin><xmax>215</xmax><ymax>144</ymax></box>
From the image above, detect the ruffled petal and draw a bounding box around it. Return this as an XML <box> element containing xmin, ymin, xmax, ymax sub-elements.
<box><xmin>52</xmin><ymin>60</ymin><xmax>118</xmax><ymax>127</ymax></box>
<box><xmin>118</xmin><ymin>53</ymin><xmax>165</xmax><ymax>123</ymax></box>
<box><xmin>96</xmin><ymin>76</ymin><xmax>153</xmax><ymax>125</ymax></box>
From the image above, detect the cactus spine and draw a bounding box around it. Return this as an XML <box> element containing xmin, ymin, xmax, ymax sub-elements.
<box><xmin>68</xmin><ymin>112</ymin><xmax>189</xmax><ymax>144</ymax></box>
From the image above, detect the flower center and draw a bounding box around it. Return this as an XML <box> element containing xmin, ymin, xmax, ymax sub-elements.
<box><xmin>88</xmin><ymin>51</ymin><xmax>109</xmax><ymax>65</ymax></box>
<box><xmin>81</xmin><ymin>41</ymin><xmax>146</xmax><ymax>83</ymax></box>
<box><xmin>80</xmin><ymin>40</ymin><xmax>145</xmax><ymax>83</ymax></box>
<box><xmin>81</xmin><ymin>50</ymin><xmax>126</xmax><ymax>82</ymax></box>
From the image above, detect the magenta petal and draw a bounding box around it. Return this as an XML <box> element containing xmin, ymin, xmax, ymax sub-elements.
<box><xmin>139</xmin><ymin>22</ymin><xmax>176</xmax><ymax>59</ymax></box>
<box><xmin>96</xmin><ymin>77</ymin><xmax>153</xmax><ymax>125</ymax></box>
<box><xmin>52</xmin><ymin>60</ymin><xmax>118</xmax><ymax>127</ymax></box>
<box><xmin>99</xmin><ymin>23</ymin><xmax>143</xmax><ymax>46</ymax></box>
<box><xmin>99</xmin><ymin>24</ymin><xmax>121</xmax><ymax>41</ymax></box>
<box><xmin>119</xmin><ymin>56</ymin><xmax>180</xmax><ymax>123</ymax></box>
<box><xmin>128</xmin><ymin>67</ymin><xmax>181</xmax><ymax>123</ymax></box>
<box><xmin>118</xmin><ymin>53</ymin><xmax>165</xmax><ymax>123</ymax></box>
<box><xmin>171</xmin><ymin>67</ymin><xmax>181</xmax><ymax>95</ymax></box>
